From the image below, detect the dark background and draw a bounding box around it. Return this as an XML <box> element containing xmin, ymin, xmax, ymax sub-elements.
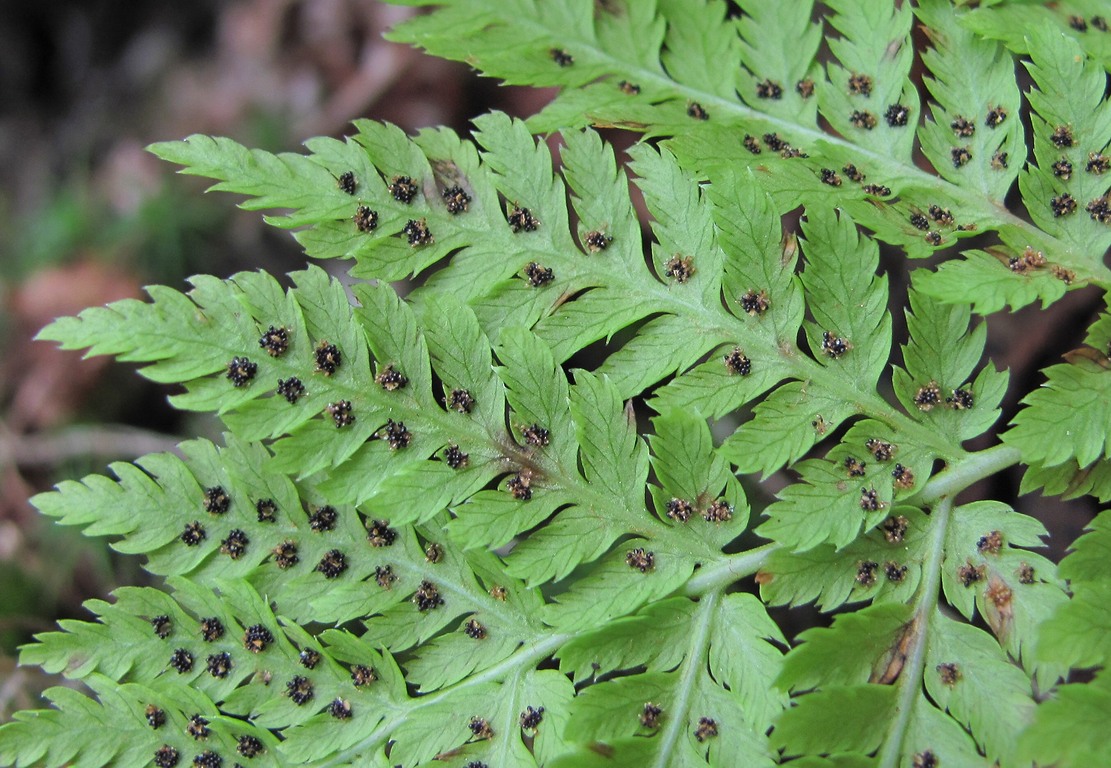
<box><xmin>0</xmin><ymin>0</ymin><xmax>1100</xmax><ymax>720</ymax></box>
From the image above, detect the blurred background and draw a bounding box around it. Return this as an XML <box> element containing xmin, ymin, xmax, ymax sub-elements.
<box><xmin>0</xmin><ymin>0</ymin><xmax>1102</xmax><ymax>722</ymax></box>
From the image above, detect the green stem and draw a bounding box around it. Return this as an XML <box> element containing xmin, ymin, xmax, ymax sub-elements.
<box><xmin>650</xmin><ymin>590</ymin><xmax>720</xmax><ymax>768</ymax></box>
<box><xmin>683</xmin><ymin>542</ymin><xmax>778</xmax><ymax>595</ymax></box>
<box><xmin>876</xmin><ymin>497</ymin><xmax>952</xmax><ymax>768</ymax></box>
<box><xmin>917</xmin><ymin>443</ymin><xmax>1022</xmax><ymax>504</ymax></box>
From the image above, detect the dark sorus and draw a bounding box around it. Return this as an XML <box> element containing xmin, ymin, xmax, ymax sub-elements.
<box><xmin>755</xmin><ymin>79</ymin><xmax>782</xmax><ymax>99</ymax></box>
<box><xmin>243</xmin><ymin>624</ymin><xmax>274</xmax><ymax>653</ymax></box>
<box><xmin>520</xmin><ymin>705</ymin><xmax>544</xmax><ymax>729</ymax></box>
<box><xmin>843</xmin><ymin>163</ymin><xmax>865</xmax><ymax>182</ymax></box>
<box><xmin>351</xmin><ymin>665</ymin><xmax>377</xmax><ymax>686</ymax></box>
<box><xmin>273</xmin><ymin>541</ymin><xmax>299</xmax><ymax>569</ymax></box>
<box><xmin>507</xmin><ymin>471</ymin><xmax>533</xmax><ymax>500</ymax></box>
<box><xmin>1095</xmin><ymin>16</ymin><xmax>1110</xmax><ymax>31</ymax></box>
<box><xmin>1051</xmin><ymin>124</ymin><xmax>1074</xmax><ymax>148</ymax></box>
<box><xmin>844</xmin><ymin>456</ymin><xmax>867</xmax><ymax>477</ymax></box>
<box><xmin>796</xmin><ymin>78</ymin><xmax>814</xmax><ymax>98</ymax></box>
<box><xmin>913</xmin><ymin>752</ymin><xmax>938</xmax><ymax>768</ymax></box>
<box><xmin>375</xmin><ymin>363</ymin><xmax>408</xmax><ymax>391</ymax></box>
<box><xmin>666</xmin><ymin>498</ymin><xmax>693</xmax><ymax>522</ymax></box>
<box><xmin>991</xmin><ymin>151</ymin><xmax>1008</xmax><ymax>170</ymax></box>
<box><xmin>326</xmin><ymin>400</ymin><xmax>354</xmax><ymax>428</ymax></box>
<box><xmin>448</xmin><ymin>387</ymin><xmax>475</xmax><ymax>413</ymax></box>
<box><xmin>618</xmin><ymin>80</ymin><xmax>641</xmax><ymax>95</ymax></box>
<box><xmin>951</xmin><ymin>146</ymin><xmax>972</xmax><ymax>167</ymax></box>
<box><xmin>524</xmin><ymin>261</ymin><xmax>554</xmax><ymax>286</ymax></box>
<box><xmin>353</xmin><ymin>205</ymin><xmax>378</xmax><ymax>233</ymax></box>
<box><xmin>985</xmin><ymin>106</ymin><xmax>1007</xmax><ymax>127</ymax></box>
<box><xmin>414</xmin><ymin>580</ymin><xmax>445</xmax><ymax>611</ymax></box>
<box><xmin>1088</xmin><ymin>152</ymin><xmax>1111</xmax><ymax>174</ymax></box>
<box><xmin>743</xmin><ymin>134</ymin><xmax>762</xmax><ymax>154</ymax></box>
<box><xmin>329</xmin><ymin>699</ymin><xmax>352</xmax><ymax>719</ymax></box>
<box><xmin>425</xmin><ymin>542</ymin><xmax>444</xmax><ymax>563</ymax></box>
<box><xmin>441</xmin><ymin>185</ymin><xmax>471</xmax><ymax>214</ymax></box>
<box><xmin>489</xmin><ymin>585</ymin><xmax>508</xmax><ymax>600</ymax></box>
<box><xmin>821</xmin><ymin>330</ymin><xmax>851</xmax><ymax>358</ymax></box>
<box><xmin>925</xmin><ymin>230</ymin><xmax>942</xmax><ymax>246</ymax></box>
<box><xmin>146</xmin><ymin>705</ymin><xmax>166</xmax><ymax>729</ymax></box>
<box><xmin>403</xmin><ymin>218</ymin><xmax>433</xmax><ymax>246</ymax></box>
<box><xmin>507</xmin><ymin>206</ymin><xmax>540</xmax><ymax>232</ymax></box>
<box><xmin>383</xmin><ymin>419</ymin><xmax>411</xmax><ymax>450</ymax></box>
<box><xmin>286</xmin><ymin>676</ymin><xmax>314</xmax><ymax>705</ymax></box>
<box><xmin>206</xmin><ymin>652</ymin><xmax>232</xmax><ymax>678</ymax></box>
<box><xmin>947</xmin><ymin>387</ymin><xmax>974</xmax><ymax>410</ymax></box>
<box><xmin>914</xmin><ymin>382</ymin><xmax>942</xmax><ymax>410</ymax></box>
<box><xmin>866</xmin><ymin>438</ymin><xmax>895</xmax><ymax>462</ymax></box>
<box><xmin>389</xmin><ymin>175</ymin><xmax>419</xmax><ymax>203</ymax></box>
<box><xmin>169</xmin><ymin>648</ymin><xmax>194</xmax><ymax>674</ymax></box>
<box><xmin>367</xmin><ymin>520</ymin><xmax>397</xmax><ymax>547</ymax></box>
<box><xmin>256</xmin><ymin>498</ymin><xmax>277</xmax><ymax>523</ymax></box>
<box><xmin>154</xmin><ymin>746</ymin><xmax>179</xmax><ymax>768</ymax></box>
<box><xmin>884</xmin><ymin>103</ymin><xmax>910</xmax><ymax>127</ymax></box>
<box><xmin>882</xmin><ymin>515</ymin><xmax>908</xmax><ymax>544</ymax></box>
<box><xmin>847</xmin><ymin>72</ymin><xmax>872</xmax><ymax>96</ymax></box>
<box><xmin>957</xmin><ymin>563</ymin><xmax>986</xmax><ymax>587</ymax></box>
<box><xmin>856</xmin><ymin>560</ymin><xmax>879</xmax><ymax>587</ymax></box>
<box><xmin>300</xmin><ymin>648</ymin><xmax>322</xmax><ymax>669</ymax></box>
<box><xmin>860</xmin><ymin>487</ymin><xmax>886</xmax><ymax>512</ymax></box>
<box><xmin>723</xmin><ymin>347</ymin><xmax>752</xmax><ymax>376</ymax></box>
<box><xmin>664</xmin><ymin>255</ymin><xmax>695</xmax><ymax>283</ymax></box>
<box><xmin>937</xmin><ymin>662</ymin><xmax>961</xmax><ymax>686</ymax></box>
<box><xmin>687</xmin><ymin>101</ymin><xmax>709</xmax><ymax>119</ymax></box>
<box><xmin>151</xmin><ymin>615</ymin><xmax>173</xmax><ymax>639</ymax></box>
<box><xmin>203</xmin><ymin>486</ymin><xmax>230</xmax><ymax>514</ymax></box>
<box><xmin>1052</xmin><ymin>265</ymin><xmax>1076</xmax><ymax>283</ymax></box>
<box><xmin>891</xmin><ymin>463</ymin><xmax>915</xmax><ymax>490</ymax></box>
<box><xmin>220</xmin><ymin>529</ymin><xmax>248</xmax><ymax>559</ymax></box>
<box><xmin>277</xmin><ymin>377</ymin><xmax>305</xmax><ymax>404</ymax></box>
<box><xmin>584</xmin><ymin>230</ymin><xmax>612</xmax><ymax>252</ymax></box>
<box><xmin>884</xmin><ymin>561</ymin><xmax>908</xmax><ymax>582</ymax></box>
<box><xmin>762</xmin><ymin>132</ymin><xmax>788</xmax><ymax>151</ymax></box>
<box><xmin>950</xmin><ymin>115</ymin><xmax>974</xmax><ymax>137</ymax></box>
<box><xmin>469</xmin><ymin>717</ymin><xmax>494</xmax><ymax>740</ymax></box>
<box><xmin>314</xmin><ymin>341</ymin><xmax>341</xmax><ymax>375</ymax></box>
<box><xmin>199</xmin><ymin>617</ymin><xmax>224</xmax><ymax>642</ymax></box>
<box><xmin>237</xmin><ymin>736</ymin><xmax>264</xmax><ymax>758</ymax></box>
<box><xmin>1087</xmin><ymin>196</ymin><xmax>1111</xmax><ymax>223</ymax></box>
<box><xmin>1017</xmin><ymin>563</ymin><xmax>1036</xmax><ymax>584</ymax></box>
<box><xmin>374</xmin><ymin>565</ymin><xmax>396</xmax><ymax>589</ymax></box>
<box><xmin>464</xmin><ymin>619</ymin><xmax>487</xmax><ymax>639</ymax></box>
<box><xmin>928</xmin><ymin>205</ymin><xmax>954</xmax><ymax>225</ymax></box>
<box><xmin>702</xmin><ymin>500</ymin><xmax>733</xmax><ymax>523</ymax></box>
<box><xmin>625</xmin><ymin>547</ymin><xmax>655</xmax><ymax>572</ymax></box>
<box><xmin>1051</xmin><ymin>193</ymin><xmax>1077</xmax><ymax>217</ymax></box>
<box><xmin>820</xmin><ymin>168</ymin><xmax>842</xmax><ymax>186</ymax></box>
<box><xmin>337</xmin><ymin>171</ymin><xmax>357</xmax><ymax>195</ymax></box>
<box><xmin>192</xmin><ymin>752</ymin><xmax>221</xmax><ymax>768</ymax></box>
<box><xmin>977</xmin><ymin>530</ymin><xmax>1003</xmax><ymax>555</ymax></box>
<box><xmin>550</xmin><ymin>47</ymin><xmax>573</xmax><ymax>66</ymax></box>
<box><xmin>694</xmin><ymin>717</ymin><xmax>718</xmax><ymax>742</ymax></box>
<box><xmin>226</xmin><ymin>356</ymin><xmax>257</xmax><ymax>387</ymax></box>
<box><xmin>739</xmin><ymin>289</ymin><xmax>769</xmax><ymax>315</ymax></box>
<box><xmin>258</xmin><ymin>326</ymin><xmax>289</xmax><ymax>357</ymax></box>
<box><xmin>1070</xmin><ymin>14</ymin><xmax>1088</xmax><ymax>31</ymax></box>
<box><xmin>308</xmin><ymin>505</ymin><xmax>337</xmax><ymax>532</ymax></box>
<box><xmin>181</xmin><ymin>521</ymin><xmax>206</xmax><ymax>546</ymax></box>
<box><xmin>640</xmin><ymin>702</ymin><xmax>663</xmax><ymax>728</ymax></box>
<box><xmin>863</xmin><ymin>183</ymin><xmax>891</xmax><ymax>196</ymax></box>
<box><xmin>1053</xmin><ymin>157</ymin><xmax>1074</xmax><ymax>179</ymax></box>
<box><xmin>443</xmin><ymin>444</ymin><xmax>469</xmax><ymax>469</ymax></box>
<box><xmin>522</xmin><ymin>423</ymin><xmax>550</xmax><ymax>447</ymax></box>
<box><xmin>909</xmin><ymin>212</ymin><xmax>929</xmax><ymax>230</ymax></box>
<box><xmin>850</xmin><ymin>110</ymin><xmax>876</xmax><ymax>130</ymax></box>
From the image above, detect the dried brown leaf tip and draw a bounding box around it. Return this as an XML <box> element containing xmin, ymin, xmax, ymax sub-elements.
<box><xmin>508</xmin><ymin>205</ymin><xmax>540</xmax><ymax>232</ymax></box>
<box><xmin>524</xmin><ymin>261</ymin><xmax>555</xmax><ymax>287</ymax></box>
<box><xmin>403</xmin><ymin>218</ymin><xmax>434</xmax><ymax>246</ymax></box>
<box><xmin>354</xmin><ymin>205</ymin><xmax>379</xmax><ymax>233</ymax></box>
<box><xmin>914</xmin><ymin>381</ymin><xmax>942</xmax><ymax>411</ymax></box>
<box><xmin>739</xmin><ymin>289</ymin><xmax>770</xmax><ymax>316</ymax></box>
<box><xmin>844</xmin><ymin>456</ymin><xmax>867</xmax><ymax>478</ymax></box>
<box><xmin>957</xmin><ymin>562</ymin><xmax>986</xmax><ymax>587</ymax></box>
<box><xmin>977</xmin><ymin>530</ymin><xmax>1003</xmax><ymax>555</ymax></box>
<box><xmin>389</xmin><ymin>175</ymin><xmax>419</xmax><ymax>203</ymax></box>
<box><xmin>702</xmin><ymin>499</ymin><xmax>733</xmax><ymax>523</ymax></box>
<box><xmin>664</xmin><ymin>255</ymin><xmax>695</xmax><ymax>283</ymax></box>
<box><xmin>723</xmin><ymin>347</ymin><xmax>752</xmax><ymax>376</ymax></box>
<box><xmin>891</xmin><ymin>463</ymin><xmax>915</xmax><ymax>491</ymax></box>
<box><xmin>881</xmin><ymin>515</ymin><xmax>908</xmax><ymax>543</ymax></box>
<box><xmin>584</xmin><ymin>230</ymin><xmax>613</xmax><ymax>252</ymax></box>
<box><xmin>694</xmin><ymin>717</ymin><xmax>718</xmax><ymax>742</ymax></box>
<box><xmin>625</xmin><ymin>547</ymin><xmax>655</xmax><ymax>572</ymax></box>
<box><xmin>856</xmin><ymin>560</ymin><xmax>879</xmax><ymax>586</ymax></box>
<box><xmin>640</xmin><ymin>702</ymin><xmax>663</xmax><ymax>728</ymax></box>
<box><xmin>258</xmin><ymin>326</ymin><xmax>289</xmax><ymax>357</ymax></box>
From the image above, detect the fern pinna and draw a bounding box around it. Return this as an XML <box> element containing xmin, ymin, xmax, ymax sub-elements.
<box><xmin>2</xmin><ymin>1</ymin><xmax>1110</xmax><ymax>766</ymax></box>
